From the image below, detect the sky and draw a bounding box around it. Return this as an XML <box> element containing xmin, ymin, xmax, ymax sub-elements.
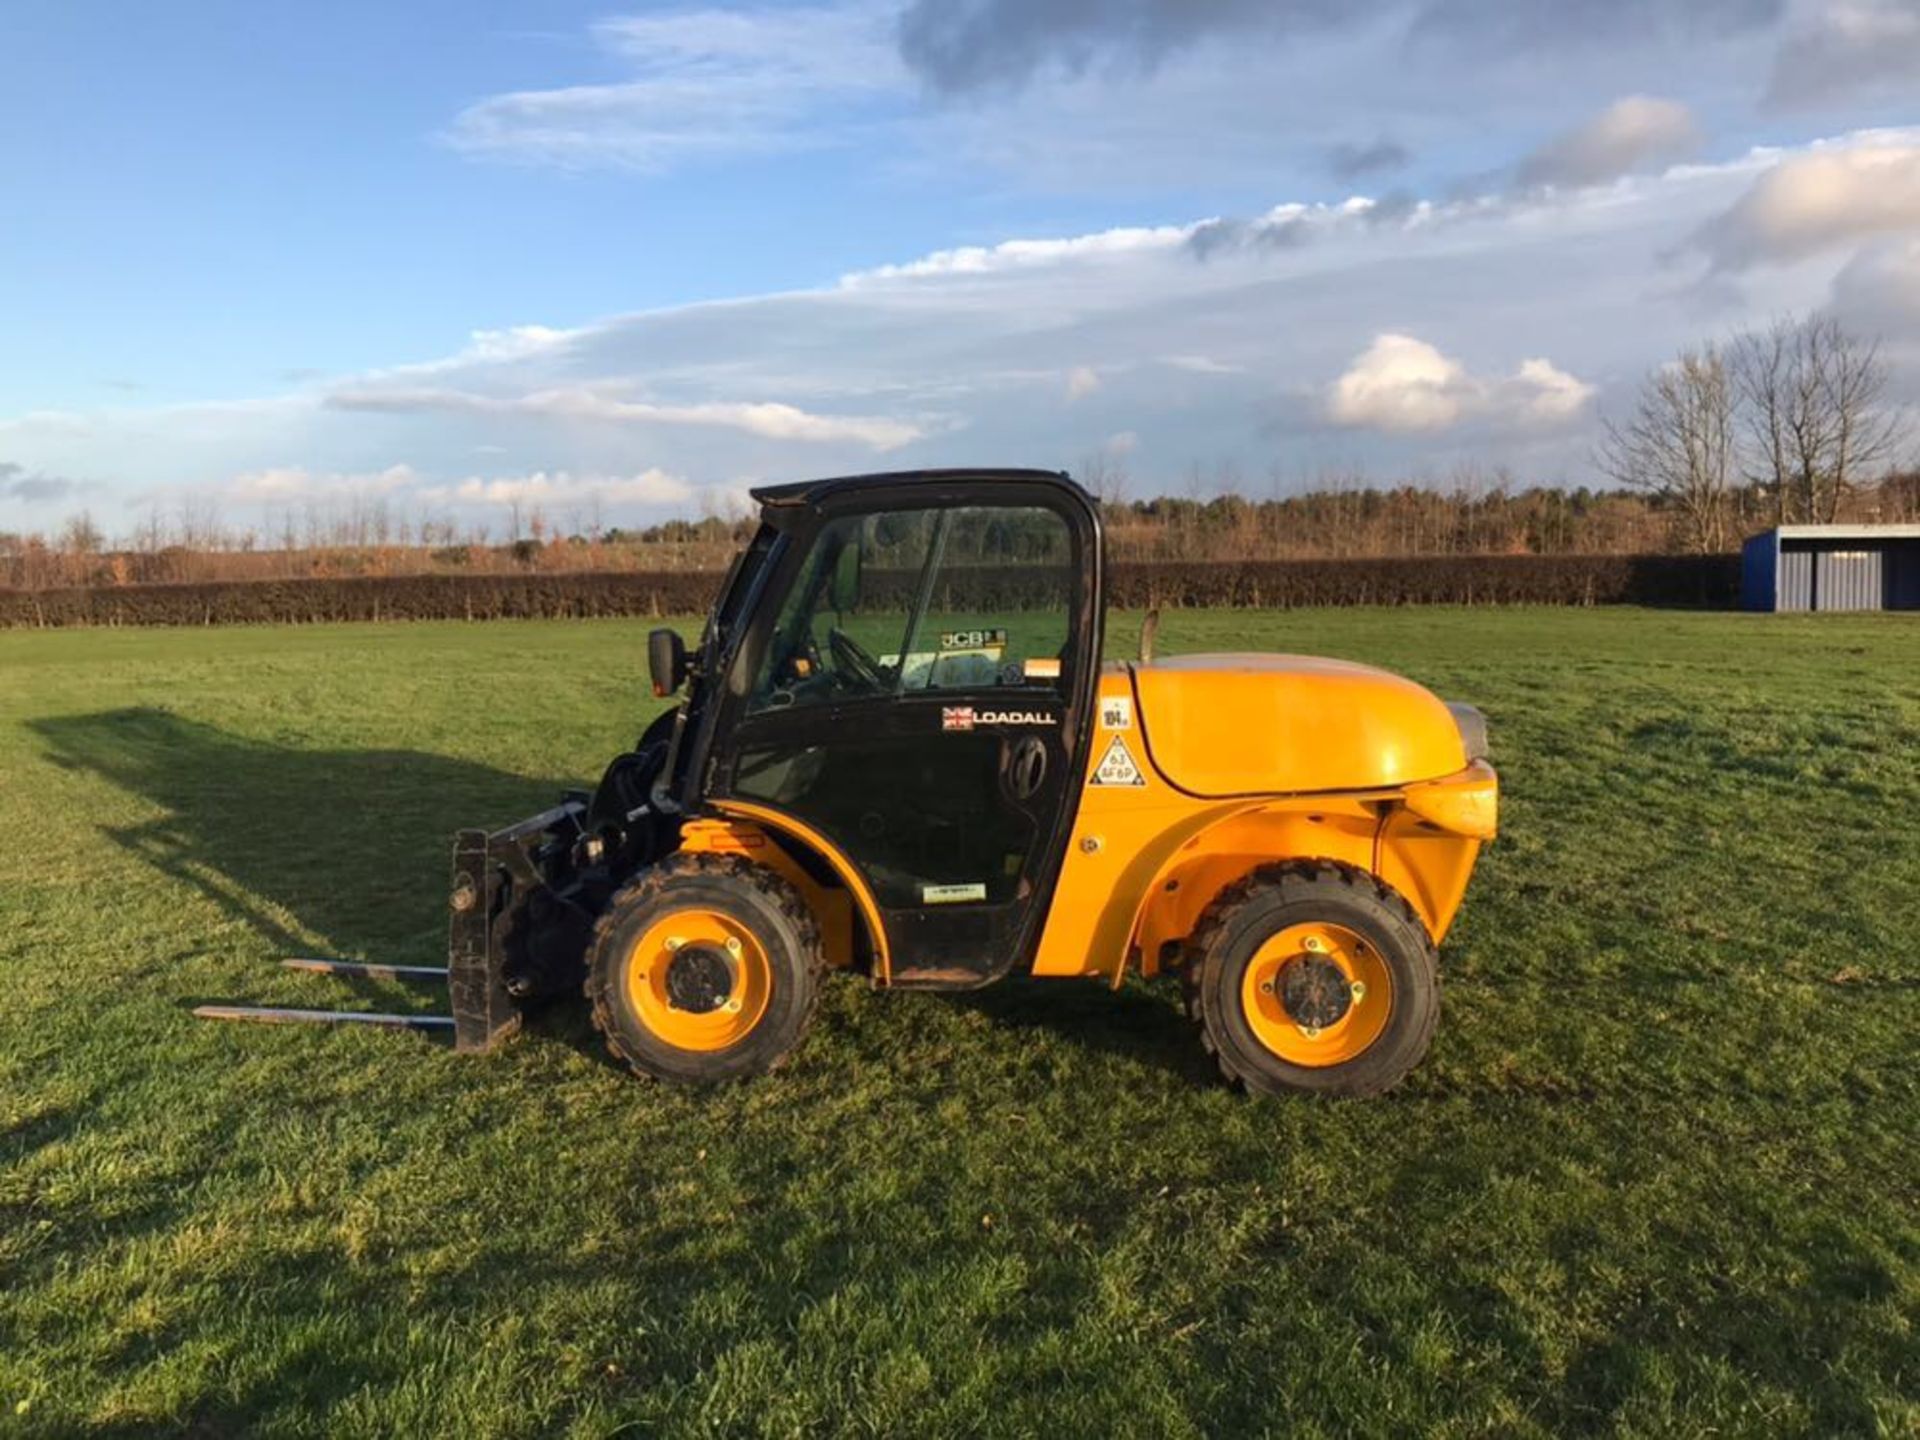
<box><xmin>3</xmin><ymin>0</ymin><xmax>1919</xmax><ymax>536</ymax></box>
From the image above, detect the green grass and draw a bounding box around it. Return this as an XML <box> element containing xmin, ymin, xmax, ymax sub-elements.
<box><xmin>1</xmin><ymin>609</ymin><xmax>1915</xmax><ymax>1438</ymax></box>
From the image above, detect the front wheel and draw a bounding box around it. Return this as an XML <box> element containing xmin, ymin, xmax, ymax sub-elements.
<box><xmin>1183</xmin><ymin>861</ymin><xmax>1439</xmax><ymax>1098</ymax></box>
<box><xmin>586</xmin><ymin>854</ymin><xmax>823</xmax><ymax>1084</ymax></box>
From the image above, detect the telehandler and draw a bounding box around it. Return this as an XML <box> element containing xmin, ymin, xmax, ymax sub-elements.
<box><xmin>200</xmin><ymin>469</ymin><xmax>1497</xmax><ymax>1097</ymax></box>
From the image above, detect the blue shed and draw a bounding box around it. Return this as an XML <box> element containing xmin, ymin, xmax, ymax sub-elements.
<box><xmin>1741</xmin><ymin>524</ymin><xmax>1920</xmax><ymax>612</ymax></box>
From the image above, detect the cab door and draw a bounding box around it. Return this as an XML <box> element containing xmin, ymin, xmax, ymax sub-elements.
<box><xmin>709</xmin><ymin>485</ymin><xmax>1100</xmax><ymax>985</ymax></box>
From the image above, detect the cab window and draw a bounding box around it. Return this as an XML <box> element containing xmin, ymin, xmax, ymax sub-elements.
<box><xmin>896</xmin><ymin>505</ymin><xmax>1071</xmax><ymax>692</ymax></box>
<box><xmin>747</xmin><ymin>502</ymin><xmax>1073</xmax><ymax>713</ymax></box>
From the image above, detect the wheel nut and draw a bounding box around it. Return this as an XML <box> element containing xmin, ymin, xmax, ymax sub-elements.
<box><xmin>1303</xmin><ymin>935</ymin><xmax>1325</xmax><ymax>953</ymax></box>
<box><xmin>725</xmin><ymin>998</ymin><xmax>741</xmax><ymax>1013</ymax></box>
<box><xmin>725</xmin><ymin>936</ymin><xmax>742</xmax><ymax>956</ymax></box>
<box><xmin>1260</xmin><ymin>979</ymin><xmax>1275</xmax><ymax>995</ymax></box>
<box><xmin>1301</xmin><ymin>1025</ymin><xmax>1322</xmax><ymax>1040</ymax></box>
<box><xmin>665</xmin><ymin>936</ymin><xmax>685</xmax><ymax>951</ymax></box>
<box><xmin>1350</xmin><ymin>981</ymin><xmax>1367</xmax><ymax>1004</ymax></box>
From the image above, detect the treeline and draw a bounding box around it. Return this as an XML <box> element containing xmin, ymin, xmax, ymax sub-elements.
<box><xmin>0</xmin><ymin>553</ymin><xmax>1741</xmax><ymax>629</ymax></box>
<box><xmin>7</xmin><ymin>468</ymin><xmax>1917</xmax><ymax>594</ymax></box>
<box><xmin>1094</xmin><ymin>475</ymin><xmax>1914</xmax><ymax>562</ymax></box>
<box><xmin>0</xmin><ymin>523</ymin><xmax>746</xmax><ymax>591</ymax></box>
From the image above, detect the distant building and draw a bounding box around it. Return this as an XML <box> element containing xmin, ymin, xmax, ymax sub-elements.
<box><xmin>1741</xmin><ymin>524</ymin><xmax>1920</xmax><ymax>612</ymax></box>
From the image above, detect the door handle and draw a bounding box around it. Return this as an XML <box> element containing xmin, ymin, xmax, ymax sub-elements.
<box><xmin>1006</xmin><ymin>735</ymin><xmax>1047</xmax><ymax>802</ymax></box>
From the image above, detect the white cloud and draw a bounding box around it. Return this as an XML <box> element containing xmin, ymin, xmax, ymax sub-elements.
<box><xmin>216</xmin><ymin>464</ymin><xmax>698</xmax><ymax>521</ymax></box>
<box><xmin>1065</xmin><ymin>365</ymin><xmax>1101</xmax><ymax>400</ymax></box>
<box><xmin>1162</xmin><ymin>354</ymin><xmax>1244</xmax><ymax>375</ymax></box>
<box><xmin>1104</xmin><ymin>430</ymin><xmax>1140</xmax><ymax>455</ymax></box>
<box><xmin>1328</xmin><ymin>335</ymin><xmax>1464</xmax><ymax>431</ymax></box>
<box><xmin>327</xmin><ymin>385</ymin><xmax>926</xmax><ymax>450</ymax></box>
<box><xmin>225</xmin><ymin>464</ymin><xmax>420</xmax><ymax>502</ymax></box>
<box><xmin>1691</xmin><ymin>138</ymin><xmax>1920</xmax><ymax>270</ymax></box>
<box><xmin>462</xmin><ymin>325</ymin><xmax>576</xmax><ymax>362</ymax></box>
<box><xmin>844</xmin><ymin>223</ymin><xmax>1197</xmax><ymax>283</ymax></box>
<box><xmin>1518</xmin><ymin>96</ymin><xmax>1701</xmax><ymax>189</ymax></box>
<box><xmin>423</xmin><ymin>469</ymin><xmax>694</xmax><ymax>510</ymax></box>
<box><xmin>443</xmin><ymin>5</ymin><xmax>904</xmax><ymax>171</ymax></box>
<box><xmin>1327</xmin><ymin>334</ymin><xmax>1594</xmax><ymax>433</ymax></box>
<box><xmin>1185</xmin><ymin>196</ymin><xmax>1443</xmax><ymax>259</ymax></box>
<box><xmin>1507</xmin><ymin>358</ymin><xmax>1598</xmax><ymax>424</ymax></box>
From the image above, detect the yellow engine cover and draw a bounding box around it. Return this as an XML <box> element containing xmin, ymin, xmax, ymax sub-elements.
<box><xmin>1131</xmin><ymin>653</ymin><xmax>1468</xmax><ymax>795</ymax></box>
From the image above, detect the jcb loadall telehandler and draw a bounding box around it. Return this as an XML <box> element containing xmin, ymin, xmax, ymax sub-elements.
<box><xmin>201</xmin><ymin>470</ymin><xmax>1497</xmax><ymax>1097</ymax></box>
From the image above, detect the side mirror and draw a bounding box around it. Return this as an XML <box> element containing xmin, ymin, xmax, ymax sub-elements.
<box><xmin>828</xmin><ymin>537</ymin><xmax>863</xmax><ymax>614</ymax></box>
<box><xmin>647</xmin><ymin>628</ymin><xmax>689</xmax><ymax>698</ymax></box>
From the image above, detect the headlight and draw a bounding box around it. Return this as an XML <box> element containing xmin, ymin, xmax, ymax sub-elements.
<box><xmin>1445</xmin><ymin>702</ymin><xmax>1489</xmax><ymax>763</ymax></box>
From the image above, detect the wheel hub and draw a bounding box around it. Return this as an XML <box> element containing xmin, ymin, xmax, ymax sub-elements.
<box><xmin>1279</xmin><ymin>953</ymin><xmax>1353</xmax><ymax>1031</ymax></box>
<box><xmin>664</xmin><ymin>945</ymin><xmax>733</xmax><ymax>1013</ymax></box>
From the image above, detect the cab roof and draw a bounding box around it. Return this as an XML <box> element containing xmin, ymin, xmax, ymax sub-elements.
<box><xmin>749</xmin><ymin>468</ymin><xmax>1083</xmax><ymax>509</ymax></box>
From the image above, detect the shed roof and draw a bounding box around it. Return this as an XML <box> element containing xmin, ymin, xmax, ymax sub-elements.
<box><xmin>1755</xmin><ymin>524</ymin><xmax>1920</xmax><ymax>542</ymax></box>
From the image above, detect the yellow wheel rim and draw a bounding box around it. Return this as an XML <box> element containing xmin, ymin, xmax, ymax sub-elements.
<box><xmin>1240</xmin><ymin>921</ymin><xmax>1392</xmax><ymax>1067</ymax></box>
<box><xmin>625</xmin><ymin>908</ymin><xmax>773</xmax><ymax>1052</ymax></box>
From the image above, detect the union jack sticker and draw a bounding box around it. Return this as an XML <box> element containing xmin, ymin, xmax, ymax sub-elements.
<box><xmin>942</xmin><ymin>706</ymin><xmax>975</xmax><ymax>731</ymax></box>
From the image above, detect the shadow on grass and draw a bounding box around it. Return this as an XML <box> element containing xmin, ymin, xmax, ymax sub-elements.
<box><xmin>949</xmin><ymin>976</ymin><xmax>1222</xmax><ymax>1086</ymax></box>
<box><xmin>30</xmin><ymin>708</ymin><xmax>1217</xmax><ymax>1085</ymax></box>
<box><xmin>32</xmin><ymin>708</ymin><xmax>570</xmax><ymax>970</ymax></box>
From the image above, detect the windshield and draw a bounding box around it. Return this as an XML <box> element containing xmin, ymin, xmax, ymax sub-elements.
<box><xmin>705</xmin><ymin>524</ymin><xmax>779</xmax><ymax>652</ymax></box>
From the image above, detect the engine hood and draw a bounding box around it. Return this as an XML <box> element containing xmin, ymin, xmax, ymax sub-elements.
<box><xmin>1130</xmin><ymin>653</ymin><xmax>1469</xmax><ymax>796</ymax></box>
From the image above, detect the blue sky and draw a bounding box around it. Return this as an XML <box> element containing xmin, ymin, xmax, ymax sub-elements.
<box><xmin>3</xmin><ymin>0</ymin><xmax>1918</xmax><ymax>534</ymax></box>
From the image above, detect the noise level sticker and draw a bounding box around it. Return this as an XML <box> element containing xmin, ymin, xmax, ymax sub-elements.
<box><xmin>1090</xmin><ymin>734</ymin><xmax>1146</xmax><ymax>787</ymax></box>
<box><xmin>922</xmin><ymin>882</ymin><xmax>987</xmax><ymax>904</ymax></box>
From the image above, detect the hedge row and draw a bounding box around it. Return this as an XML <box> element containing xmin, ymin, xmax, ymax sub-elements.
<box><xmin>0</xmin><ymin>573</ymin><xmax>722</xmax><ymax>628</ymax></box>
<box><xmin>0</xmin><ymin>553</ymin><xmax>1739</xmax><ymax>628</ymax></box>
<box><xmin>1105</xmin><ymin>554</ymin><xmax>1741</xmax><ymax>609</ymax></box>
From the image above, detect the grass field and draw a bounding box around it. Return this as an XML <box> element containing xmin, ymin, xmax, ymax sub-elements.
<box><xmin>1</xmin><ymin>609</ymin><xmax>1916</xmax><ymax>1438</ymax></box>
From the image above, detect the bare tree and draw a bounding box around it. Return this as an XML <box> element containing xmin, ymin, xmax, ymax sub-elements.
<box><xmin>1732</xmin><ymin>314</ymin><xmax>1904</xmax><ymax>524</ymax></box>
<box><xmin>1598</xmin><ymin>344</ymin><xmax>1736</xmax><ymax>552</ymax></box>
<box><xmin>173</xmin><ymin>494</ymin><xmax>225</xmax><ymax>553</ymax></box>
<box><xmin>1820</xmin><ymin>319</ymin><xmax>1903</xmax><ymax>518</ymax></box>
<box><xmin>135</xmin><ymin>504</ymin><xmax>167</xmax><ymax>555</ymax></box>
<box><xmin>58</xmin><ymin>510</ymin><xmax>103</xmax><ymax>555</ymax></box>
<box><xmin>1732</xmin><ymin>319</ymin><xmax>1794</xmax><ymax>525</ymax></box>
<box><xmin>1077</xmin><ymin>449</ymin><xmax>1130</xmax><ymax>508</ymax></box>
<box><xmin>1875</xmin><ymin>469</ymin><xmax>1920</xmax><ymax>523</ymax></box>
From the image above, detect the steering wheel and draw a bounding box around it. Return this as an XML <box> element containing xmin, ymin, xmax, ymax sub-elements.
<box><xmin>828</xmin><ymin>626</ymin><xmax>890</xmax><ymax>690</ymax></box>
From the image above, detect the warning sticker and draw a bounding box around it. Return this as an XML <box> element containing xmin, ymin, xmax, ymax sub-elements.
<box><xmin>1090</xmin><ymin>734</ymin><xmax>1147</xmax><ymax>787</ymax></box>
<box><xmin>923</xmin><ymin>882</ymin><xmax>987</xmax><ymax>904</ymax></box>
<box><xmin>1099</xmin><ymin>695</ymin><xmax>1133</xmax><ymax>730</ymax></box>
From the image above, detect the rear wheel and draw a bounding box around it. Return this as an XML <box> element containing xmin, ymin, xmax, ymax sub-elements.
<box><xmin>1183</xmin><ymin>861</ymin><xmax>1439</xmax><ymax>1098</ymax></box>
<box><xmin>586</xmin><ymin>854</ymin><xmax>823</xmax><ymax>1083</ymax></box>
